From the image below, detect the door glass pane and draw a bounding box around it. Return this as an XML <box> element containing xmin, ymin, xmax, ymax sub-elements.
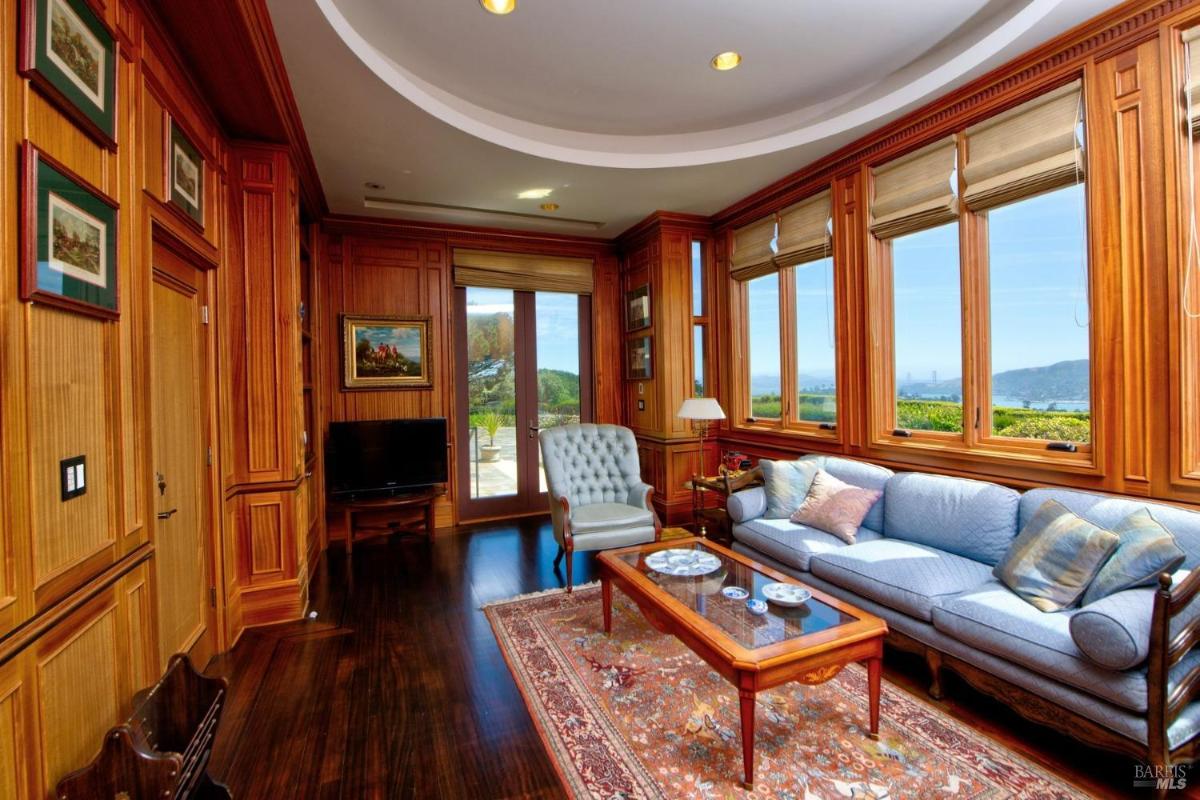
<box><xmin>987</xmin><ymin>184</ymin><xmax>1091</xmax><ymax>442</ymax></box>
<box><xmin>892</xmin><ymin>222</ymin><xmax>963</xmax><ymax>433</ymax></box>
<box><xmin>466</xmin><ymin>287</ymin><xmax>517</xmax><ymax>498</ymax></box>
<box><xmin>693</xmin><ymin>324</ymin><xmax>705</xmax><ymax>397</ymax></box>
<box><xmin>536</xmin><ymin>292</ymin><xmax>581</xmax><ymax>493</ymax></box>
<box><xmin>795</xmin><ymin>257</ymin><xmax>837</xmax><ymax>423</ymax></box>
<box><xmin>747</xmin><ymin>273</ymin><xmax>781</xmax><ymax>419</ymax></box>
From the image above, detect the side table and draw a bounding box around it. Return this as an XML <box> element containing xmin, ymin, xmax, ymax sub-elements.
<box><xmin>685</xmin><ymin>467</ymin><xmax>763</xmax><ymax>542</ymax></box>
<box><xmin>330</xmin><ymin>486</ymin><xmax>446</xmax><ymax>553</ymax></box>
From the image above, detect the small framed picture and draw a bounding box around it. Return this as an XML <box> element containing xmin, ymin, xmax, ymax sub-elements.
<box><xmin>169</xmin><ymin>118</ymin><xmax>204</xmax><ymax>227</ymax></box>
<box><xmin>342</xmin><ymin>314</ymin><xmax>433</xmax><ymax>390</ymax></box>
<box><xmin>19</xmin><ymin>0</ymin><xmax>118</xmax><ymax>150</ymax></box>
<box><xmin>626</xmin><ymin>284</ymin><xmax>651</xmax><ymax>331</ymax></box>
<box><xmin>20</xmin><ymin>141</ymin><xmax>119</xmax><ymax>319</ymax></box>
<box><xmin>627</xmin><ymin>336</ymin><xmax>653</xmax><ymax>380</ymax></box>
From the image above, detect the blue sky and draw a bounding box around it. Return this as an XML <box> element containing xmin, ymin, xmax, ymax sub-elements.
<box><xmin>465</xmin><ymin>287</ymin><xmax>579</xmax><ymax>372</ymax></box>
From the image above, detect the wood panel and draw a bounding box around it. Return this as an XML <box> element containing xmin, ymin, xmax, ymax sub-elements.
<box><xmin>0</xmin><ymin>661</ymin><xmax>27</xmax><ymax>800</ymax></box>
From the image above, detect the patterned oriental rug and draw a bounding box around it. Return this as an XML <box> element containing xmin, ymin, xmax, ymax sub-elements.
<box><xmin>484</xmin><ymin>584</ymin><xmax>1091</xmax><ymax>800</ymax></box>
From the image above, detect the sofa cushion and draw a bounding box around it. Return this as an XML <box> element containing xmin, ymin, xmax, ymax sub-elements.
<box><xmin>798</xmin><ymin>455</ymin><xmax>892</xmax><ymax>532</ymax></box>
<box><xmin>809</xmin><ymin>540</ymin><xmax>992</xmax><ymax>621</ymax></box>
<box><xmin>727</xmin><ymin>486</ymin><xmax>767</xmax><ymax>523</ymax></box>
<box><xmin>1081</xmin><ymin>509</ymin><xmax>1186</xmax><ymax>605</ymax></box>
<box><xmin>1021</xmin><ymin>487</ymin><xmax>1200</xmax><ymax>569</ymax></box>
<box><xmin>1071</xmin><ymin>587</ymin><xmax>1155</xmax><ymax>670</ymax></box>
<box><xmin>932</xmin><ymin>581</ymin><xmax>1150</xmax><ymax>712</ymax></box>
<box><xmin>759</xmin><ymin>459</ymin><xmax>818</xmax><ymax>519</ymax></box>
<box><xmin>883</xmin><ymin>472</ymin><xmax>1019</xmax><ymax>566</ymax></box>
<box><xmin>732</xmin><ymin>518</ymin><xmax>882</xmax><ymax>572</ymax></box>
<box><xmin>789</xmin><ymin>470</ymin><xmax>881</xmax><ymax>544</ymax></box>
<box><xmin>571</xmin><ymin>502</ymin><xmax>654</xmax><ymax>534</ymax></box>
<box><xmin>995</xmin><ymin>499</ymin><xmax>1119</xmax><ymax>612</ymax></box>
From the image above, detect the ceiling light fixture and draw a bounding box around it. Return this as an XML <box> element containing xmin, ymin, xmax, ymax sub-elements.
<box><xmin>540</xmin><ymin>202</ymin><xmax>559</xmax><ymax>212</ymax></box>
<box><xmin>517</xmin><ymin>188</ymin><xmax>553</xmax><ymax>199</ymax></box>
<box><xmin>480</xmin><ymin>0</ymin><xmax>516</xmax><ymax>15</ymax></box>
<box><xmin>710</xmin><ymin>51</ymin><xmax>742</xmax><ymax>71</ymax></box>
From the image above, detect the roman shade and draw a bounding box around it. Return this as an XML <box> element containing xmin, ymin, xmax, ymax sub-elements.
<box><xmin>962</xmin><ymin>80</ymin><xmax>1084</xmax><ymax>211</ymax></box>
<box><xmin>452</xmin><ymin>249</ymin><xmax>593</xmax><ymax>294</ymax></box>
<box><xmin>870</xmin><ymin>136</ymin><xmax>959</xmax><ymax>239</ymax></box>
<box><xmin>775</xmin><ymin>190</ymin><xmax>831</xmax><ymax>267</ymax></box>
<box><xmin>1185</xmin><ymin>27</ymin><xmax>1200</xmax><ymax>131</ymax></box>
<box><xmin>729</xmin><ymin>215</ymin><xmax>777</xmax><ymax>281</ymax></box>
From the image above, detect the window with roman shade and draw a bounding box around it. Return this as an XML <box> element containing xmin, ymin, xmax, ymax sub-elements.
<box><xmin>729</xmin><ymin>215</ymin><xmax>777</xmax><ymax>281</ymax></box>
<box><xmin>870</xmin><ymin>136</ymin><xmax>958</xmax><ymax>239</ymax></box>
<box><xmin>452</xmin><ymin>249</ymin><xmax>593</xmax><ymax>294</ymax></box>
<box><xmin>962</xmin><ymin>80</ymin><xmax>1083</xmax><ymax>211</ymax></box>
<box><xmin>774</xmin><ymin>190</ymin><xmax>831</xmax><ymax>268</ymax></box>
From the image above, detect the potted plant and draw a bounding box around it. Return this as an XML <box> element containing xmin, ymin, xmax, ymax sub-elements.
<box><xmin>474</xmin><ymin>411</ymin><xmax>507</xmax><ymax>462</ymax></box>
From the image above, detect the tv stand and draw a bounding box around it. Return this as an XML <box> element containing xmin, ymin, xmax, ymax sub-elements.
<box><xmin>331</xmin><ymin>485</ymin><xmax>446</xmax><ymax>553</ymax></box>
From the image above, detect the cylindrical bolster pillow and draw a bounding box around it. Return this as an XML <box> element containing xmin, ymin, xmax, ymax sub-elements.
<box><xmin>727</xmin><ymin>487</ymin><xmax>767</xmax><ymax>523</ymax></box>
<box><xmin>1069</xmin><ymin>588</ymin><xmax>1153</xmax><ymax>670</ymax></box>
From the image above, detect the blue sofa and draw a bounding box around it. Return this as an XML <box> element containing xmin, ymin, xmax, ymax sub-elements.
<box><xmin>728</xmin><ymin>455</ymin><xmax>1200</xmax><ymax>784</ymax></box>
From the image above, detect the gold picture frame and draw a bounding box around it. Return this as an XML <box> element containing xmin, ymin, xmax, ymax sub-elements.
<box><xmin>341</xmin><ymin>314</ymin><xmax>432</xmax><ymax>390</ymax></box>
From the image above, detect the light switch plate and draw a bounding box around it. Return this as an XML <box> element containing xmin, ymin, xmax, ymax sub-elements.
<box><xmin>61</xmin><ymin>455</ymin><xmax>86</xmax><ymax>501</ymax></box>
<box><xmin>637</xmin><ymin>399</ymin><xmax>645</xmax><ymax>411</ymax></box>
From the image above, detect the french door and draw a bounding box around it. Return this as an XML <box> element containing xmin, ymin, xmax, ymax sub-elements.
<box><xmin>455</xmin><ymin>287</ymin><xmax>593</xmax><ymax>520</ymax></box>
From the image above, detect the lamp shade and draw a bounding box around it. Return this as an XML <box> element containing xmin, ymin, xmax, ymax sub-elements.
<box><xmin>677</xmin><ymin>397</ymin><xmax>726</xmax><ymax>421</ymax></box>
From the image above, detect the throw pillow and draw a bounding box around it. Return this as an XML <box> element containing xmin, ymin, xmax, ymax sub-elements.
<box><xmin>759</xmin><ymin>459</ymin><xmax>819</xmax><ymax>519</ymax></box>
<box><xmin>788</xmin><ymin>469</ymin><xmax>882</xmax><ymax>544</ymax></box>
<box><xmin>1081</xmin><ymin>508</ymin><xmax>1186</xmax><ymax>605</ymax></box>
<box><xmin>993</xmin><ymin>499</ymin><xmax>1119</xmax><ymax>612</ymax></box>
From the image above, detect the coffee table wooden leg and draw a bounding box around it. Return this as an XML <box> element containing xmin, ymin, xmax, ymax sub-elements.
<box><xmin>867</xmin><ymin>655</ymin><xmax>882</xmax><ymax>740</ymax></box>
<box><xmin>601</xmin><ymin>576</ymin><xmax>612</xmax><ymax>634</ymax></box>
<box><xmin>739</xmin><ymin>688</ymin><xmax>755</xmax><ymax>788</ymax></box>
<box><xmin>344</xmin><ymin>509</ymin><xmax>353</xmax><ymax>555</ymax></box>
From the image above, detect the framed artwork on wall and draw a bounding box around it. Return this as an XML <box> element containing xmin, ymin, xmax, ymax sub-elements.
<box><xmin>342</xmin><ymin>314</ymin><xmax>433</xmax><ymax>390</ymax></box>
<box><xmin>19</xmin><ymin>141</ymin><xmax>119</xmax><ymax>319</ymax></box>
<box><xmin>626</xmin><ymin>283</ymin><xmax>651</xmax><ymax>331</ymax></box>
<box><xmin>169</xmin><ymin>119</ymin><xmax>204</xmax><ymax>227</ymax></box>
<box><xmin>627</xmin><ymin>335</ymin><xmax>652</xmax><ymax>380</ymax></box>
<box><xmin>19</xmin><ymin>0</ymin><xmax>118</xmax><ymax>150</ymax></box>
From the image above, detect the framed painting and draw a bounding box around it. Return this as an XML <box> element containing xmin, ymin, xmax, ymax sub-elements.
<box><xmin>626</xmin><ymin>283</ymin><xmax>651</xmax><ymax>331</ymax></box>
<box><xmin>627</xmin><ymin>335</ymin><xmax>652</xmax><ymax>380</ymax></box>
<box><xmin>19</xmin><ymin>0</ymin><xmax>118</xmax><ymax>150</ymax></box>
<box><xmin>169</xmin><ymin>118</ymin><xmax>204</xmax><ymax>227</ymax></box>
<box><xmin>342</xmin><ymin>314</ymin><xmax>433</xmax><ymax>390</ymax></box>
<box><xmin>20</xmin><ymin>141</ymin><xmax>119</xmax><ymax>319</ymax></box>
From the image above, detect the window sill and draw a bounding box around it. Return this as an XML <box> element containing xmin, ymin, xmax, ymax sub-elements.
<box><xmin>870</xmin><ymin>432</ymin><xmax>1098</xmax><ymax>474</ymax></box>
<box><xmin>731</xmin><ymin>421</ymin><xmax>841</xmax><ymax>444</ymax></box>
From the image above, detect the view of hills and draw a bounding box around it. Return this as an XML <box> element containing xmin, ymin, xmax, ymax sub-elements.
<box><xmin>898</xmin><ymin>359</ymin><xmax>1089</xmax><ymax>405</ymax></box>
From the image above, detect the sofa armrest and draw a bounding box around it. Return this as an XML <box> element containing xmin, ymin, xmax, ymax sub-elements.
<box><xmin>627</xmin><ymin>482</ymin><xmax>653</xmax><ymax>511</ymax></box>
<box><xmin>727</xmin><ymin>487</ymin><xmax>767</xmax><ymax>524</ymax></box>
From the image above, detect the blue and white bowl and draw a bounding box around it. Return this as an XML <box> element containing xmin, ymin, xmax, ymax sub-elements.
<box><xmin>746</xmin><ymin>598</ymin><xmax>768</xmax><ymax>616</ymax></box>
<box><xmin>722</xmin><ymin>586</ymin><xmax>749</xmax><ymax>600</ymax></box>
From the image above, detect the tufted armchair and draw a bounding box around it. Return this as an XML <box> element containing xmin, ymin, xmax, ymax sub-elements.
<box><xmin>539</xmin><ymin>423</ymin><xmax>661</xmax><ymax>591</ymax></box>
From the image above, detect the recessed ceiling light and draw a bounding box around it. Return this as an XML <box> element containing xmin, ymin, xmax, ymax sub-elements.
<box><xmin>365</xmin><ymin>181</ymin><xmax>385</xmax><ymax>190</ymax></box>
<box><xmin>711</xmin><ymin>51</ymin><xmax>742</xmax><ymax>71</ymax></box>
<box><xmin>540</xmin><ymin>202</ymin><xmax>559</xmax><ymax>212</ymax></box>
<box><xmin>518</xmin><ymin>188</ymin><xmax>553</xmax><ymax>199</ymax></box>
<box><xmin>480</xmin><ymin>0</ymin><xmax>516</xmax><ymax>14</ymax></box>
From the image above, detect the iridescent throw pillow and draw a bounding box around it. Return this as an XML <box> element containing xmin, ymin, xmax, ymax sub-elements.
<box><xmin>788</xmin><ymin>469</ymin><xmax>882</xmax><ymax>544</ymax></box>
<box><xmin>759</xmin><ymin>459</ymin><xmax>819</xmax><ymax>519</ymax></box>
<box><xmin>1081</xmin><ymin>508</ymin><xmax>1185</xmax><ymax>605</ymax></box>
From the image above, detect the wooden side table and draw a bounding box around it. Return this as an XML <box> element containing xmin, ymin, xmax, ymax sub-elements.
<box><xmin>686</xmin><ymin>467</ymin><xmax>763</xmax><ymax>541</ymax></box>
<box><xmin>331</xmin><ymin>486</ymin><xmax>446</xmax><ymax>553</ymax></box>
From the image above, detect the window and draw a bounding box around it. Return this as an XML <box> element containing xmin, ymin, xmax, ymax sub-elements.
<box><xmin>746</xmin><ymin>273</ymin><xmax>781</xmax><ymax>419</ymax></box>
<box><xmin>794</xmin><ymin>257</ymin><xmax>837</xmax><ymax>423</ymax></box>
<box><xmin>691</xmin><ymin>240</ymin><xmax>708</xmax><ymax>397</ymax></box>
<box><xmin>892</xmin><ymin>223</ymin><xmax>963</xmax><ymax>433</ymax></box>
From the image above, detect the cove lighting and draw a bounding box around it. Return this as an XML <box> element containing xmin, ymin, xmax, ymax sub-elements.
<box><xmin>711</xmin><ymin>51</ymin><xmax>742</xmax><ymax>71</ymax></box>
<box><xmin>518</xmin><ymin>188</ymin><xmax>553</xmax><ymax>199</ymax></box>
<box><xmin>480</xmin><ymin>0</ymin><xmax>516</xmax><ymax>15</ymax></box>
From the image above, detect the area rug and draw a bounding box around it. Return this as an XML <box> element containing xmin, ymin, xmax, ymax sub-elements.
<box><xmin>484</xmin><ymin>584</ymin><xmax>1091</xmax><ymax>800</ymax></box>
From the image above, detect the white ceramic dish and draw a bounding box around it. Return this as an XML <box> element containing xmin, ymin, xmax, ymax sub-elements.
<box><xmin>644</xmin><ymin>548</ymin><xmax>722</xmax><ymax>577</ymax></box>
<box><xmin>762</xmin><ymin>582</ymin><xmax>812</xmax><ymax>607</ymax></box>
<box><xmin>721</xmin><ymin>586</ymin><xmax>749</xmax><ymax>600</ymax></box>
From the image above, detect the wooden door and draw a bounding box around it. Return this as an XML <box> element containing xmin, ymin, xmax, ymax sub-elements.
<box><xmin>151</xmin><ymin>245</ymin><xmax>216</xmax><ymax>668</ymax></box>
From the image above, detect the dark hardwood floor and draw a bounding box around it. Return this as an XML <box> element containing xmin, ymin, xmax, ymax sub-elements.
<box><xmin>207</xmin><ymin>519</ymin><xmax>1190</xmax><ymax>799</ymax></box>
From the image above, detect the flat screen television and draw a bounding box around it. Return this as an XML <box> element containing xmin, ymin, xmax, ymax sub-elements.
<box><xmin>326</xmin><ymin>418</ymin><xmax>448</xmax><ymax>499</ymax></box>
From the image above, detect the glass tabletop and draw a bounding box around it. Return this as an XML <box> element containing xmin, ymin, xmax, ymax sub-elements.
<box><xmin>616</xmin><ymin>541</ymin><xmax>857</xmax><ymax>650</ymax></box>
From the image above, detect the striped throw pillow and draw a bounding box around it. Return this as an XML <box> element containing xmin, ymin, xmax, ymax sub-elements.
<box><xmin>994</xmin><ymin>499</ymin><xmax>1120</xmax><ymax>612</ymax></box>
<box><xmin>1081</xmin><ymin>509</ymin><xmax>1185</xmax><ymax>605</ymax></box>
<box><xmin>760</xmin><ymin>459</ymin><xmax>819</xmax><ymax>519</ymax></box>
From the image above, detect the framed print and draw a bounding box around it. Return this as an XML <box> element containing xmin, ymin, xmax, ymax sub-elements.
<box><xmin>19</xmin><ymin>0</ymin><xmax>118</xmax><ymax>150</ymax></box>
<box><xmin>627</xmin><ymin>336</ymin><xmax>652</xmax><ymax>380</ymax></box>
<box><xmin>342</xmin><ymin>314</ymin><xmax>433</xmax><ymax>390</ymax></box>
<box><xmin>169</xmin><ymin>119</ymin><xmax>204</xmax><ymax>227</ymax></box>
<box><xmin>626</xmin><ymin>283</ymin><xmax>651</xmax><ymax>331</ymax></box>
<box><xmin>20</xmin><ymin>141</ymin><xmax>119</xmax><ymax>319</ymax></box>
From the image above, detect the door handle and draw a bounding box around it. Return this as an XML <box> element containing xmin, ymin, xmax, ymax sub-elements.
<box><xmin>528</xmin><ymin>423</ymin><xmax>539</xmax><ymax>439</ymax></box>
<box><xmin>156</xmin><ymin>508</ymin><xmax>178</xmax><ymax>520</ymax></box>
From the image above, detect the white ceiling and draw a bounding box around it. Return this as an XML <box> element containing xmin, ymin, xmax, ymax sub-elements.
<box><xmin>267</xmin><ymin>0</ymin><xmax>1115</xmax><ymax>237</ymax></box>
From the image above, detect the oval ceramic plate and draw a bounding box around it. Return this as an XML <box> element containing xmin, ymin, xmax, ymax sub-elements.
<box><xmin>762</xmin><ymin>582</ymin><xmax>812</xmax><ymax>607</ymax></box>
<box><xmin>644</xmin><ymin>548</ymin><xmax>722</xmax><ymax>577</ymax></box>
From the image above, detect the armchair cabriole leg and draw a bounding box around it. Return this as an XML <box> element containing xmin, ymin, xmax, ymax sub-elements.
<box><xmin>558</xmin><ymin>495</ymin><xmax>574</xmax><ymax>593</ymax></box>
<box><xmin>553</xmin><ymin>545</ymin><xmax>564</xmax><ymax>567</ymax></box>
<box><xmin>649</xmin><ymin>488</ymin><xmax>662</xmax><ymax>542</ymax></box>
<box><xmin>565</xmin><ymin>538</ymin><xmax>574</xmax><ymax>593</ymax></box>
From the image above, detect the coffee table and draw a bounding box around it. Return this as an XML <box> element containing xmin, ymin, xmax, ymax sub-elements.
<box><xmin>597</xmin><ymin>537</ymin><xmax>888</xmax><ymax>788</ymax></box>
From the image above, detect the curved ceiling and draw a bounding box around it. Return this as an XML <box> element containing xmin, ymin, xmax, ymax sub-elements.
<box><xmin>267</xmin><ymin>0</ymin><xmax>1115</xmax><ymax>235</ymax></box>
<box><xmin>318</xmin><ymin>0</ymin><xmax>1086</xmax><ymax>168</ymax></box>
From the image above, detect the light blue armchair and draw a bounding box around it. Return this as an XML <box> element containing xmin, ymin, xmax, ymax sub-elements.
<box><xmin>538</xmin><ymin>423</ymin><xmax>661</xmax><ymax>591</ymax></box>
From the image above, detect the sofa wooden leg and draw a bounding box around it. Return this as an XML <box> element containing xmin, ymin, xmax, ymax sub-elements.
<box><xmin>926</xmin><ymin>649</ymin><xmax>945</xmax><ymax>700</ymax></box>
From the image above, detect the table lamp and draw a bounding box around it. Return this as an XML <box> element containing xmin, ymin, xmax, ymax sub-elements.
<box><xmin>678</xmin><ymin>398</ymin><xmax>726</xmax><ymax>537</ymax></box>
